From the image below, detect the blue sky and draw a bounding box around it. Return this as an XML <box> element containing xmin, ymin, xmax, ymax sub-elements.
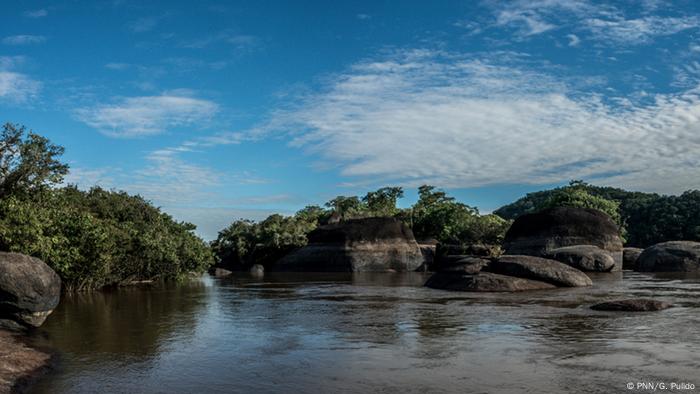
<box><xmin>3</xmin><ymin>0</ymin><xmax>700</xmax><ymax>240</ymax></box>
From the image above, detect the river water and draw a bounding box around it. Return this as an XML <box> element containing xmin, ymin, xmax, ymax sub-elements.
<box><xmin>29</xmin><ymin>272</ymin><xmax>700</xmax><ymax>393</ymax></box>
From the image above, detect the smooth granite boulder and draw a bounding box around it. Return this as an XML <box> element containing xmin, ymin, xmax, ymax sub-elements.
<box><xmin>0</xmin><ymin>252</ymin><xmax>61</xmax><ymax>328</ymax></box>
<box><xmin>425</xmin><ymin>272</ymin><xmax>556</xmax><ymax>292</ymax></box>
<box><xmin>543</xmin><ymin>245</ymin><xmax>616</xmax><ymax>272</ymax></box>
<box><xmin>591</xmin><ymin>299</ymin><xmax>672</xmax><ymax>311</ymax></box>
<box><xmin>623</xmin><ymin>247</ymin><xmax>644</xmax><ymax>270</ymax></box>
<box><xmin>503</xmin><ymin>207</ymin><xmax>623</xmax><ymax>268</ymax></box>
<box><xmin>483</xmin><ymin>255</ymin><xmax>593</xmax><ymax>287</ymax></box>
<box><xmin>635</xmin><ymin>241</ymin><xmax>700</xmax><ymax>272</ymax></box>
<box><xmin>274</xmin><ymin>217</ymin><xmax>424</xmax><ymax>272</ymax></box>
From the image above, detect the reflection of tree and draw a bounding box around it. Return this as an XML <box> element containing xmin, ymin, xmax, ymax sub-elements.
<box><xmin>33</xmin><ymin>280</ymin><xmax>208</xmax><ymax>359</ymax></box>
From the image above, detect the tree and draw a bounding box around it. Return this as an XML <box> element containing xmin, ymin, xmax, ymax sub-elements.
<box><xmin>362</xmin><ymin>187</ymin><xmax>403</xmax><ymax>217</ymax></box>
<box><xmin>540</xmin><ymin>182</ymin><xmax>622</xmax><ymax>226</ymax></box>
<box><xmin>325</xmin><ymin>195</ymin><xmax>365</xmax><ymax>220</ymax></box>
<box><xmin>0</xmin><ymin>123</ymin><xmax>69</xmax><ymax>197</ymax></box>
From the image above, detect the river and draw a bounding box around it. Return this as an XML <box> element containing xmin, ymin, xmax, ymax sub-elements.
<box><xmin>29</xmin><ymin>272</ymin><xmax>700</xmax><ymax>393</ymax></box>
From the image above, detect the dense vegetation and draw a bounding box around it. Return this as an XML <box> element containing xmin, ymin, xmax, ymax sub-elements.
<box><xmin>0</xmin><ymin>124</ymin><xmax>213</xmax><ymax>290</ymax></box>
<box><xmin>212</xmin><ymin>185</ymin><xmax>511</xmax><ymax>268</ymax></box>
<box><xmin>495</xmin><ymin>180</ymin><xmax>700</xmax><ymax>247</ymax></box>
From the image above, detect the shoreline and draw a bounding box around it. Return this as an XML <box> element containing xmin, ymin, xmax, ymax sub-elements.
<box><xmin>0</xmin><ymin>330</ymin><xmax>55</xmax><ymax>394</ymax></box>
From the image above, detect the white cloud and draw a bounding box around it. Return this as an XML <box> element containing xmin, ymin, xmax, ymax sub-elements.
<box><xmin>24</xmin><ymin>9</ymin><xmax>48</xmax><ymax>18</ymax></box>
<box><xmin>0</xmin><ymin>56</ymin><xmax>40</xmax><ymax>103</ymax></box>
<box><xmin>104</xmin><ymin>62</ymin><xmax>130</xmax><ymax>70</ymax></box>
<box><xmin>566</xmin><ymin>33</ymin><xmax>580</xmax><ymax>46</ymax></box>
<box><xmin>2</xmin><ymin>35</ymin><xmax>46</xmax><ymax>45</ymax></box>
<box><xmin>584</xmin><ymin>16</ymin><xmax>700</xmax><ymax>45</ymax></box>
<box><xmin>75</xmin><ymin>94</ymin><xmax>218</xmax><ymax>137</ymax></box>
<box><xmin>248</xmin><ymin>50</ymin><xmax>700</xmax><ymax>194</ymax></box>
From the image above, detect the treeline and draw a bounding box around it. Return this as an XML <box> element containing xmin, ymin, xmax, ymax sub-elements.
<box><xmin>0</xmin><ymin>124</ymin><xmax>213</xmax><ymax>290</ymax></box>
<box><xmin>212</xmin><ymin>185</ymin><xmax>511</xmax><ymax>268</ymax></box>
<box><xmin>495</xmin><ymin>181</ymin><xmax>700</xmax><ymax>247</ymax></box>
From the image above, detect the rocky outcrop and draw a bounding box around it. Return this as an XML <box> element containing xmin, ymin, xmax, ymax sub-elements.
<box><xmin>591</xmin><ymin>299</ymin><xmax>672</xmax><ymax>311</ymax></box>
<box><xmin>0</xmin><ymin>330</ymin><xmax>53</xmax><ymax>393</ymax></box>
<box><xmin>623</xmin><ymin>247</ymin><xmax>644</xmax><ymax>270</ymax></box>
<box><xmin>543</xmin><ymin>245</ymin><xmax>616</xmax><ymax>272</ymax></box>
<box><xmin>0</xmin><ymin>253</ymin><xmax>61</xmax><ymax>329</ymax></box>
<box><xmin>483</xmin><ymin>255</ymin><xmax>593</xmax><ymax>287</ymax></box>
<box><xmin>274</xmin><ymin>217</ymin><xmax>424</xmax><ymax>272</ymax></box>
<box><xmin>425</xmin><ymin>272</ymin><xmax>555</xmax><ymax>292</ymax></box>
<box><xmin>249</xmin><ymin>264</ymin><xmax>264</xmax><ymax>276</ymax></box>
<box><xmin>635</xmin><ymin>241</ymin><xmax>700</xmax><ymax>272</ymax></box>
<box><xmin>503</xmin><ymin>207</ymin><xmax>623</xmax><ymax>269</ymax></box>
<box><xmin>424</xmin><ymin>254</ymin><xmax>592</xmax><ymax>292</ymax></box>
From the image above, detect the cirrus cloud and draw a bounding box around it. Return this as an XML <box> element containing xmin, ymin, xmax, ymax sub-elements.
<box><xmin>75</xmin><ymin>94</ymin><xmax>219</xmax><ymax>138</ymax></box>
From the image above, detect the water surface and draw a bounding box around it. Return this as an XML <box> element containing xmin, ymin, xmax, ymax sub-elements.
<box><xmin>30</xmin><ymin>272</ymin><xmax>700</xmax><ymax>393</ymax></box>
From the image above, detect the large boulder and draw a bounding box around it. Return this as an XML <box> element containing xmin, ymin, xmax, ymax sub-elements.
<box><xmin>425</xmin><ymin>272</ymin><xmax>555</xmax><ymax>292</ymax></box>
<box><xmin>503</xmin><ymin>207</ymin><xmax>623</xmax><ymax>269</ymax></box>
<box><xmin>483</xmin><ymin>255</ymin><xmax>593</xmax><ymax>287</ymax></box>
<box><xmin>0</xmin><ymin>252</ymin><xmax>61</xmax><ymax>328</ymax></box>
<box><xmin>623</xmin><ymin>247</ymin><xmax>644</xmax><ymax>270</ymax></box>
<box><xmin>543</xmin><ymin>245</ymin><xmax>616</xmax><ymax>272</ymax></box>
<box><xmin>635</xmin><ymin>241</ymin><xmax>700</xmax><ymax>272</ymax></box>
<box><xmin>274</xmin><ymin>217</ymin><xmax>424</xmax><ymax>272</ymax></box>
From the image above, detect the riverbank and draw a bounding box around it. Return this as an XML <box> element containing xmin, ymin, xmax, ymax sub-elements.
<box><xmin>0</xmin><ymin>330</ymin><xmax>53</xmax><ymax>393</ymax></box>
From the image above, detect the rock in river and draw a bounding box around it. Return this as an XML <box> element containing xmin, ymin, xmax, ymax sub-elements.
<box><xmin>0</xmin><ymin>252</ymin><xmax>61</xmax><ymax>328</ymax></box>
<box><xmin>635</xmin><ymin>241</ymin><xmax>700</xmax><ymax>272</ymax></box>
<box><xmin>591</xmin><ymin>299</ymin><xmax>673</xmax><ymax>312</ymax></box>
<box><xmin>483</xmin><ymin>255</ymin><xmax>593</xmax><ymax>287</ymax></box>
<box><xmin>425</xmin><ymin>272</ymin><xmax>556</xmax><ymax>292</ymax></box>
<box><xmin>274</xmin><ymin>217</ymin><xmax>424</xmax><ymax>272</ymax></box>
<box><xmin>623</xmin><ymin>247</ymin><xmax>644</xmax><ymax>270</ymax></box>
<box><xmin>503</xmin><ymin>207</ymin><xmax>623</xmax><ymax>270</ymax></box>
<box><xmin>543</xmin><ymin>245</ymin><xmax>616</xmax><ymax>272</ymax></box>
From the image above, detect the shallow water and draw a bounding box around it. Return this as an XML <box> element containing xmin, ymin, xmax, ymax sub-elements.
<box><xmin>29</xmin><ymin>272</ymin><xmax>700</xmax><ymax>393</ymax></box>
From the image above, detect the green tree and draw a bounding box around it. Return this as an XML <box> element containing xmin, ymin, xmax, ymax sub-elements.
<box><xmin>362</xmin><ymin>187</ymin><xmax>404</xmax><ymax>217</ymax></box>
<box><xmin>0</xmin><ymin>123</ymin><xmax>69</xmax><ymax>197</ymax></box>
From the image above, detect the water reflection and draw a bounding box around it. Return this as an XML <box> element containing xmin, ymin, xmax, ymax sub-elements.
<box><xmin>29</xmin><ymin>272</ymin><xmax>700</xmax><ymax>394</ymax></box>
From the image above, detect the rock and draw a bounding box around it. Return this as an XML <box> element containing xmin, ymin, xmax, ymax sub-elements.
<box><xmin>210</xmin><ymin>267</ymin><xmax>233</xmax><ymax>277</ymax></box>
<box><xmin>274</xmin><ymin>217</ymin><xmax>424</xmax><ymax>272</ymax></box>
<box><xmin>503</xmin><ymin>207</ymin><xmax>623</xmax><ymax>269</ymax></box>
<box><xmin>635</xmin><ymin>241</ymin><xmax>700</xmax><ymax>272</ymax></box>
<box><xmin>416</xmin><ymin>240</ymin><xmax>438</xmax><ymax>272</ymax></box>
<box><xmin>436</xmin><ymin>243</ymin><xmax>501</xmax><ymax>259</ymax></box>
<box><xmin>623</xmin><ymin>247</ymin><xmax>644</xmax><ymax>270</ymax></box>
<box><xmin>0</xmin><ymin>330</ymin><xmax>53</xmax><ymax>393</ymax></box>
<box><xmin>434</xmin><ymin>256</ymin><xmax>491</xmax><ymax>274</ymax></box>
<box><xmin>591</xmin><ymin>299</ymin><xmax>672</xmax><ymax>311</ymax></box>
<box><xmin>249</xmin><ymin>264</ymin><xmax>264</xmax><ymax>276</ymax></box>
<box><xmin>0</xmin><ymin>252</ymin><xmax>61</xmax><ymax>328</ymax></box>
<box><xmin>543</xmin><ymin>245</ymin><xmax>616</xmax><ymax>272</ymax></box>
<box><xmin>425</xmin><ymin>271</ymin><xmax>556</xmax><ymax>292</ymax></box>
<box><xmin>483</xmin><ymin>255</ymin><xmax>593</xmax><ymax>287</ymax></box>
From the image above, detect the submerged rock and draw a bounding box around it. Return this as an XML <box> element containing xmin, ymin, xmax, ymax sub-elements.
<box><xmin>591</xmin><ymin>299</ymin><xmax>673</xmax><ymax>312</ymax></box>
<box><xmin>0</xmin><ymin>330</ymin><xmax>53</xmax><ymax>392</ymax></box>
<box><xmin>503</xmin><ymin>207</ymin><xmax>623</xmax><ymax>269</ymax></box>
<box><xmin>274</xmin><ymin>217</ymin><xmax>424</xmax><ymax>272</ymax></box>
<box><xmin>484</xmin><ymin>255</ymin><xmax>593</xmax><ymax>287</ymax></box>
<box><xmin>249</xmin><ymin>264</ymin><xmax>264</xmax><ymax>276</ymax></box>
<box><xmin>0</xmin><ymin>252</ymin><xmax>61</xmax><ymax>328</ymax></box>
<box><xmin>543</xmin><ymin>245</ymin><xmax>615</xmax><ymax>272</ymax></box>
<box><xmin>635</xmin><ymin>241</ymin><xmax>700</xmax><ymax>272</ymax></box>
<box><xmin>425</xmin><ymin>272</ymin><xmax>555</xmax><ymax>292</ymax></box>
<box><xmin>623</xmin><ymin>247</ymin><xmax>644</xmax><ymax>270</ymax></box>
<box><xmin>210</xmin><ymin>267</ymin><xmax>233</xmax><ymax>277</ymax></box>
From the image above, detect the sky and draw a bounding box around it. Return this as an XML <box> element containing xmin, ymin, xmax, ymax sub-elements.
<box><xmin>3</xmin><ymin>0</ymin><xmax>700</xmax><ymax>240</ymax></box>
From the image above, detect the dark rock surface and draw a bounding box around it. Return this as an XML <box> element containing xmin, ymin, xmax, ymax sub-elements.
<box><xmin>249</xmin><ymin>264</ymin><xmax>264</xmax><ymax>276</ymax></box>
<box><xmin>483</xmin><ymin>255</ymin><xmax>593</xmax><ymax>287</ymax></box>
<box><xmin>503</xmin><ymin>207</ymin><xmax>623</xmax><ymax>268</ymax></box>
<box><xmin>0</xmin><ymin>252</ymin><xmax>61</xmax><ymax>328</ymax></box>
<box><xmin>434</xmin><ymin>256</ymin><xmax>491</xmax><ymax>274</ymax></box>
<box><xmin>210</xmin><ymin>267</ymin><xmax>233</xmax><ymax>277</ymax></box>
<box><xmin>635</xmin><ymin>241</ymin><xmax>700</xmax><ymax>272</ymax></box>
<box><xmin>425</xmin><ymin>272</ymin><xmax>556</xmax><ymax>292</ymax></box>
<box><xmin>591</xmin><ymin>299</ymin><xmax>673</xmax><ymax>311</ymax></box>
<box><xmin>543</xmin><ymin>245</ymin><xmax>616</xmax><ymax>272</ymax></box>
<box><xmin>0</xmin><ymin>330</ymin><xmax>53</xmax><ymax>393</ymax></box>
<box><xmin>274</xmin><ymin>217</ymin><xmax>424</xmax><ymax>272</ymax></box>
<box><xmin>623</xmin><ymin>247</ymin><xmax>644</xmax><ymax>270</ymax></box>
